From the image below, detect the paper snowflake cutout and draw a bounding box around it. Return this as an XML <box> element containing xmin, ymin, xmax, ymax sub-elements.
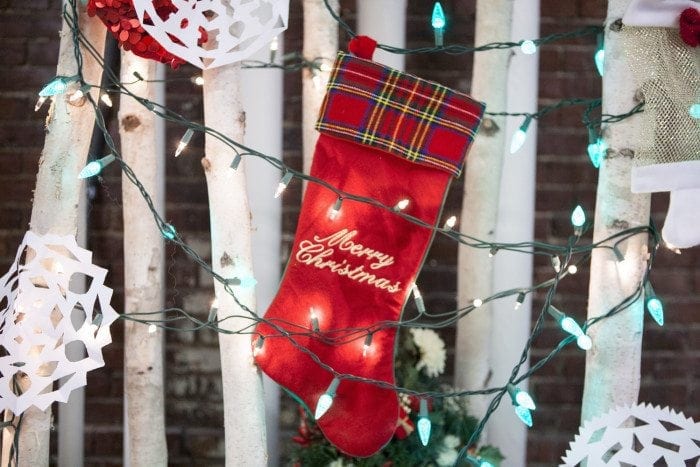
<box><xmin>0</xmin><ymin>232</ymin><xmax>118</xmax><ymax>415</ymax></box>
<box><xmin>132</xmin><ymin>0</ymin><xmax>289</xmax><ymax>69</ymax></box>
<box><xmin>561</xmin><ymin>403</ymin><xmax>700</xmax><ymax>466</ymax></box>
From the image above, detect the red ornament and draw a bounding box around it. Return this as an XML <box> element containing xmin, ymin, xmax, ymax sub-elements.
<box><xmin>679</xmin><ymin>8</ymin><xmax>700</xmax><ymax>47</ymax></box>
<box><xmin>87</xmin><ymin>0</ymin><xmax>207</xmax><ymax>68</ymax></box>
<box><xmin>348</xmin><ymin>35</ymin><xmax>378</xmax><ymax>60</ymax></box>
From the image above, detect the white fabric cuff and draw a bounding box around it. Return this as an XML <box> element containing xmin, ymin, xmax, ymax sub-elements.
<box><xmin>623</xmin><ymin>0</ymin><xmax>698</xmax><ymax>28</ymax></box>
<box><xmin>662</xmin><ymin>188</ymin><xmax>700</xmax><ymax>248</ymax></box>
<box><xmin>631</xmin><ymin>160</ymin><xmax>700</xmax><ymax>193</ymax></box>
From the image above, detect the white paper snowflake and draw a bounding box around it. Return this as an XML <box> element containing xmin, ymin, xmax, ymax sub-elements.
<box><xmin>561</xmin><ymin>403</ymin><xmax>700</xmax><ymax>466</ymax></box>
<box><xmin>0</xmin><ymin>232</ymin><xmax>118</xmax><ymax>415</ymax></box>
<box><xmin>132</xmin><ymin>0</ymin><xmax>289</xmax><ymax>69</ymax></box>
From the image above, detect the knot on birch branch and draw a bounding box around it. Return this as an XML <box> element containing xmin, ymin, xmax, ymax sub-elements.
<box><xmin>121</xmin><ymin>115</ymin><xmax>141</xmax><ymax>132</ymax></box>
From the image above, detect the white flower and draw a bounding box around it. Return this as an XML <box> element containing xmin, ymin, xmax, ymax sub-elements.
<box><xmin>442</xmin><ymin>434</ymin><xmax>460</xmax><ymax>449</ymax></box>
<box><xmin>436</xmin><ymin>448</ymin><xmax>459</xmax><ymax>467</ymax></box>
<box><xmin>327</xmin><ymin>460</ymin><xmax>352</xmax><ymax>467</ymax></box>
<box><xmin>410</xmin><ymin>328</ymin><xmax>446</xmax><ymax>377</ymax></box>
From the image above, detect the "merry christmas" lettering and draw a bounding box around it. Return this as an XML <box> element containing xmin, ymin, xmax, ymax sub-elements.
<box><xmin>296</xmin><ymin>228</ymin><xmax>402</xmax><ymax>294</ymax></box>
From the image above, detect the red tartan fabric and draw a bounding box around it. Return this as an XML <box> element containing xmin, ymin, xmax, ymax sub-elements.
<box><xmin>316</xmin><ymin>52</ymin><xmax>485</xmax><ymax>177</ymax></box>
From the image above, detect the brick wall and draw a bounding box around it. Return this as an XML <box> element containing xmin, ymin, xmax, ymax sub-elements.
<box><xmin>0</xmin><ymin>0</ymin><xmax>697</xmax><ymax>465</ymax></box>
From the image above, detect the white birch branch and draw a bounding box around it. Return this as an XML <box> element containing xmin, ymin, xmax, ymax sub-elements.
<box><xmin>202</xmin><ymin>64</ymin><xmax>267</xmax><ymax>466</ymax></box>
<box><xmin>119</xmin><ymin>54</ymin><xmax>167</xmax><ymax>466</ymax></box>
<box><xmin>2</xmin><ymin>3</ymin><xmax>105</xmax><ymax>466</ymax></box>
<box><xmin>581</xmin><ymin>0</ymin><xmax>650</xmax><ymax>422</ymax></box>
<box><xmin>454</xmin><ymin>0</ymin><xmax>513</xmax><ymax>423</ymax></box>
<box><xmin>302</xmin><ymin>0</ymin><xmax>339</xmax><ymax>176</ymax></box>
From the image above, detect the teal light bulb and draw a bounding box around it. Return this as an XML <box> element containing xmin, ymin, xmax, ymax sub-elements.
<box><xmin>39</xmin><ymin>76</ymin><xmax>72</xmax><ymax>97</ymax></box>
<box><xmin>417</xmin><ymin>416</ymin><xmax>431</xmax><ymax>446</ymax></box>
<box><xmin>78</xmin><ymin>161</ymin><xmax>102</xmax><ymax>179</ymax></box>
<box><xmin>515</xmin><ymin>388</ymin><xmax>536</xmax><ymax>410</ymax></box>
<box><xmin>431</xmin><ymin>2</ymin><xmax>446</xmax><ymax>29</ymax></box>
<box><xmin>480</xmin><ymin>461</ymin><xmax>495</xmax><ymax>467</ymax></box>
<box><xmin>587</xmin><ymin>138</ymin><xmax>606</xmax><ymax>168</ymax></box>
<box><xmin>594</xmin><ymin>48</ymin><xmax>605</xmax><ymax>76</ymax></box>
<box><xmin>161</xmin><ymin>224</ymin><xmax>177</xmax><ymax>240</ymax></box>
<box><xmin>571</xmin><ymin>205</ymin><xmax>586</xmax><ymax>228</ymax></box>
<box><xmin>594</xmin><ymin>33</ymin><xmax>605</xmax><ymax>77</ymax></box>
<box><xmin>515</xmin><ymin>405</ymin><xmax>533</xmax><ymax>427</ymax></box>
<box><xmin>315</xmin><ymin>378</ymin><xmax>340</xmax><ymax>419</ymax></box>
<box><xmin>78</xmin><ymin>154</ymin><xmax>115</xmax><ymax>179</ymax></box>
<box><xmin>646</xmin><ymin>297</ymin><xmax>664</xmax><ymax>326</ymax></box>
<box><xmin>561</xmin><ymin>316</ymin><xmax>584</xmax><ymax>337</ymax></box>
<box><xmin>239</xmin><ymin>276</ymin><xmax>258</xmax><ymax>289</ymax></box>
<box><xmin>417</xmin><ymin>398</ymin><xmax>431</xmax><ymax>446</ymax></box>
<box><xmin>689</xmin><ymin>103</ymin><xmax>700</xmax><ymax>119</ymax></box>
<box><xmin>576</xmin><ymin>334</ymin><xmax>592</xmax><ymax>350</ymax></box>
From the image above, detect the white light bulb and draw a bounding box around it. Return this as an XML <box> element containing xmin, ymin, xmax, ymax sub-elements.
<box><xmin>329</xmin><ymin>198</ymin><xmax>342</xmax><ymax>220</ymax></box>
<box><xmin>395</xmin><ymin>199</ymin><xmax>410</xmax><ymax>211</ymax></box>
<box><xmin>444</xmin><ymin>215</ymin><xmax>457</xmax><ymax>229</ymax></box>
<box><xmin>576</xmin><ymin>334</ymin><xmax>592</xmax><ymax>350</ymax></box>
<box><xmin>174</xmin><ymin>129</ymin><xmax>194</xmax><ymax>158</ymax></box>
<box><xmin>310</xmin><ymin>308</ymin><xmax>320</xmax><ymax>331</ymax></box>
<box><xmin>510</xmin><ymin>129</ymin><xmax>527</xmax><ymax>154</ymax></box>
<box><xmin>34</xmin><ymin>96</ymin><xmax>48</xmax><ymax>112</ymax></box>
<box><xmin>100</xmin><ymin>93</ymin><xmax>113</xmax><ymax>107</ymax></box>
<box><xmin>253</xmin><ymin>337</ymin><xmax>265</xmax><ymax>357</ymax></box>
<box><xmin>148</xmin><ymin>324</ymin><xmax>157</xmax><ymax>334</ymax></box>
<box><xmin>274</xmin><ymin>172</ymin><xmax>294</xmax><ymax>199</ymax></box>
<box><xmin>68</xmin><ymin>89</ymin><xmax>84</xmax><ymax>103</ymax></box>
<box><xmin>551</xmin><ymin>256</ymin><xmax>561</xmax><ymax>273</ymax></box>
<box><xmin>315</xmin><ymin>378</ymin><xmax>340</xmax><ymax>419</ymax></box>
<box><xmin>520</xmin><ymin>40</ymin><xmax>537</xmax><ymax>55</ymax></box>
<box><xmin>567</xmin><ymin>265</ymin><xmax>578</xmax><ymax>275</ymax></box>
<box><xmin>473</xmin><ymin>298</ymin><xmax>483</xmax><ymax>308</ymax></box>
<box><xmin>312</xmin><ymin>71</ymin><xmax>322</xmax><ymax>90</ymax></box>
<box><xmin>315</xmin><ymin>393</ymin><xmax>333</xmax><ymax>419</ymax></box>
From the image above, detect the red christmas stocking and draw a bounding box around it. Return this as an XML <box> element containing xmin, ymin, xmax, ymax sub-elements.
<box><xmin>254</xmin><ymin>52</ymin><xmax>484</xmax><ymax>457</ymax></box>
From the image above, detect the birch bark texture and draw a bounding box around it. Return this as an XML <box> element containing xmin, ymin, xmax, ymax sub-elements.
<box><xmin>2</xmin><ymin>3</ymin><xmax>106</xmax><ymax>466</ymax></box>
<box><xmin>454</xmin><ymin>0</ymin><xmax>514</xmax><ymax>421</ymax></box>
<box><xmin>119</xmin><ymin>54</ymin><xmax>167</xmax><ymax>466</ymax></box>
<box><xmin>202</xmin><ymin>64</ymin><xmax>267</xmax><ymax>466</ymax></box>
<box><xmin>487</xmin><ymin>0</ymin><xmax>539</xmax><ymax>462</ymax></box>
<box><xmin>581</xmin><ymin>1</ymin><xmax>651</xmax><ymax>423</ymax></box>
<box><xmin>241</xmin><ymin>39</ymin><xmax>285</xmax><ymax>466</ymax></box>
<box><xmin>356</xmin><ymin>0</ymin><xmax>406</xmax><ymax>70</ymax></box>
<box><xmin>302</xmin><ymin>0</ymin><xmax>339</xmax><ymax>176</ymax></box>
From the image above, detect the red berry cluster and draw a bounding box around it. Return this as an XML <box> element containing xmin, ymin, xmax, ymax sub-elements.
<box><xmin>88</xmin><ymin>0</ymin><xmax>207</xmax><ymax>68</ymax></box>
